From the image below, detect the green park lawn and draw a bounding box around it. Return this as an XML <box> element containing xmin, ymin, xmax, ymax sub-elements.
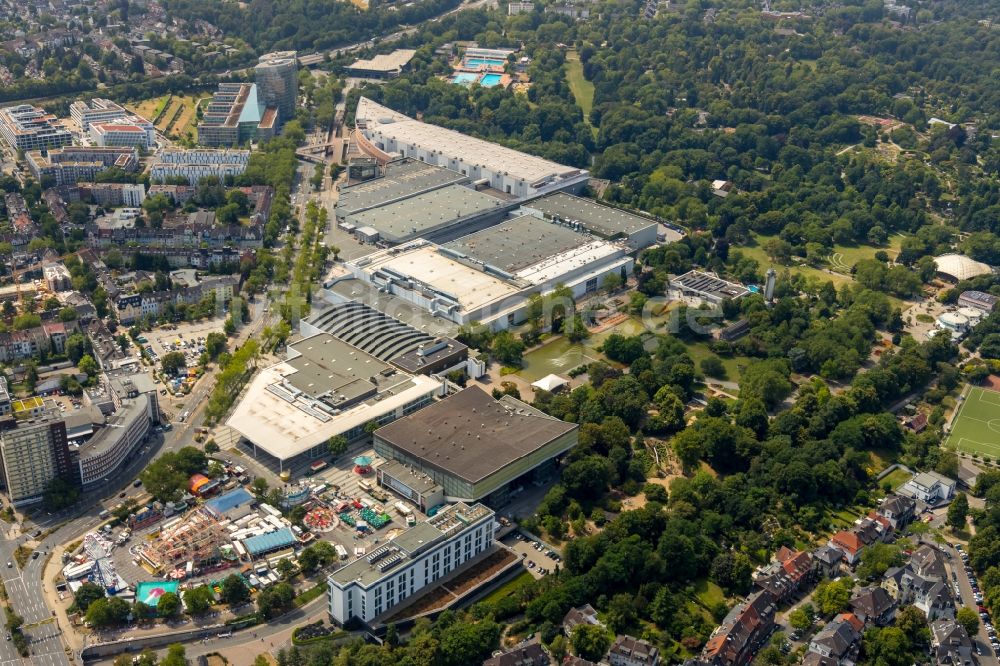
<box><xmin>565</xmin><ymin>51</ymin><xmax>595</xmax><ymax>128</ymax></box>
<box><xmin>879</xmin><ymin>467</ymin><xmax>912</xmax><ymax>491</ymax></box>
<box><xmin>736</xmin><ymin>236</ymin><xmax>854</xmax><ymax>287</ymax></box>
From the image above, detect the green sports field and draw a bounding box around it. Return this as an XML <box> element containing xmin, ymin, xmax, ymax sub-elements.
<box><xmin>946</xmin><ymin>386</ymin><xmax>1000</xmax><ymax>457</ymax></box>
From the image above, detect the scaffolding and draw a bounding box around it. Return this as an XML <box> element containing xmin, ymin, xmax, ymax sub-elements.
<box><xmin>139</xmin><ymin>507</ymin><xmax>231</xmax><ymax>570</ymax></box>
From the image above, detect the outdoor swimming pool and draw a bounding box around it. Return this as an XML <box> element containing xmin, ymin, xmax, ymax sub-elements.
<box><xmin>480</xmin><ymin>73</ymin><xmax>504</xmax><ymax>87</ymax></box>
<box><xmin>465</xmin><ymin>57</ymin><xmax>505</xmax><ymax>68</ymax></box>
<box><xmin>451</xmin><ymin>72</ymin><xmax>481</xmax><ymax>85</ymax></box>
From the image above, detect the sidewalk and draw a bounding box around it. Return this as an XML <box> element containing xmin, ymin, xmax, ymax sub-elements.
<box><xmin>42</xmin><ymin>541</ymin><xmax>82</xmax><ymax>652</ymax></box>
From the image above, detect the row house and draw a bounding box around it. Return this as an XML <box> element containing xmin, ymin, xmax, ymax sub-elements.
<box><xmin>99</xmin><ymin>245</ymin><xmax>249</xmax><ymax>271</ymax></box>
<box><xmin>4</xmin><ymin>192</ymin><xmax>32</xmax><ymax>234</ymax></box>
<box><xmin>87</xmin><ymin>220</ymin><xmax>264</xmax><ymax>251</ymax></box>
<box><xmin>42</xmin><ymin>188</ymin><xmax>68</xmax><ymax>224</ymax></box>
<box><xmin>696</xmin><ymin>591</ymin><xmax>775</xmax><ymax>666</ymax></box>
<box><xmin>0</xmin><ymin>320</ymin><xmax>75</xmax><ymax>362</ymax></box>
<box><xmin>114</xmin><ymin>276</ymin><xmax>238</xmax><ymax>324</ymax></box>
<box><xmin>752</xmin><ymin>547</ymin><xmax>815</xmax><ymax>604</ymax></box>
<box><xmin>829</xmin><ymin>515</ymin><xmax>892</xmax><ymax>566</ymax></box>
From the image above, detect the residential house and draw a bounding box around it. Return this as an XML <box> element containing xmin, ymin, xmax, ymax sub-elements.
<box><xmin>697</xmin><ymin>591</ymin><xmax>775</xmax><ymax>666</ymax></box>
<box><xmin>914</xmin><ymin>580</ymin><xmax>955</xmax><ymax>620</ymax></box>
<box><xmin>563</xmin><ymin>658</ymin><xmax>597</xmax><ymax>666</ymax></box>
<box><xmin>562</xmin><ymin>605</ymin><xmax>602</xmax><ymax>636</ymax></box>
<box><xmin>811</xmin><ymin>545</ymin><xmax>844</xmax><ymax>579</ymax></box>
<box><xmin>42</xmin><ymin>322</ymin><xmax>68</xmax><ymax>354</ymax></box>
<box><xmin>829</xmin><ymin>531</ymin><xmax>864</xmax><ymax>566</ymax></box>
<box><xmin>957</xmin><ymin>459</ymin><xmax>982</xmax><ymax>491</ymax></box>
<box><xmin>608</xmin><ymin>635</ymin><xmax>659</xmax><ymax>666</ymax></box>
<box><xmin>483</xmin><ymin>639</ymin><xmax>550</xmax><ymax>666</ymax></box>
<box><xmin>905</xmin><ymin>412</ymin><xmax>928</xmax><ymax>433</ymax></box>
<box><xmin>848</xmin><ymin>586</ymin><xmax>895</xmax><ymax>626</ymax></box>
<box><xmin>854</xmin><ymin>517</ymin><xmax>887</xmax><ymax>546</ymax></box>
<box><xmin>910</xmin><ymin>544</ymin><xmax>949</xmax><ymax>580</ymax></box>
<box><xmin>753</xmin><ymin>547</ymin><xmax>813</xmax><ymax>602</ymax></box>
<box><xmin>804</xmin><ymin>613</ymin><xmax>863</xmax><ymax>666</ymax></box>
<box><xmin>931</xmin><ymin>619</ymin><xmax>978</xmax><ymax>666</ymax></box>
<box><xmin>901</xmin><ymin>471</ymin><xmax>956</xmax><ymax>502</ymax></box>
<box><xmin>882</xmin><ymin>545</ymin><xmax>955</xmax><ymax>621</ymax></box>
<box><xmin>876</xmin><ymin>494</ymin><xmax>916</xmax><ymax>529</ymax></box>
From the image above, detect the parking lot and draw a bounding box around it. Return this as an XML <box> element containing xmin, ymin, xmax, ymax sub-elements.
<box><xmin>500</xmin><ymin>532</ymin><xmax>561</xmax><ymax>578</ymax></box>
<box><xmin>954</xmin><ymin>544</ymin><xmax>997</xmax><ymax>658</ymax></box>
<box><xmin>144</xmin><ymin>317</ymin><xmax>229</xmax><ymax>364</ymax></box>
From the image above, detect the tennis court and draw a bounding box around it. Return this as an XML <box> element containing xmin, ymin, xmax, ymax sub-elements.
<box><xmin>946</xmin><ymin>385</ymin><xmax>1000</xmax><ymax>457</ymax></box>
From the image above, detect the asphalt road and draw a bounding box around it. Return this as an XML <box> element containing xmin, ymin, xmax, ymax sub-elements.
<box><xmin>940</xmin><ymin>541</ymin><xmax>1000</xmax><ymax>664</ymax></box>
<box><xmin>0</xmin><ymin>514</ymin><xmax>88</xmax><ymax>666</ymax></box>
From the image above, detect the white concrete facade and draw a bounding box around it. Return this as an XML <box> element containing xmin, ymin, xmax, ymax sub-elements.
<box><xmin>327</xmin><ymin>502</ymin><xmax>495</xmax><ymax>625</ymax></box>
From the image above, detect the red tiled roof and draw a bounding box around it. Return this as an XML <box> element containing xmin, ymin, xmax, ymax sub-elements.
<box><xmin>836</xmin><ymin>612</ymin><xmax>865</xmax><ymax>632</ymax></box>
<box><xmin>775</xmin><ymin>546</ymin><xmax>796</xmax><ymax>563</ymax></box>
<box><xmin>832</xmin><ymin>531</ymin><xmax>863</xmax><ymax>554</ymax></box>
<box><xmin>781</xmin><ymin>551</ymin><xmax>812</xmax><ymax>581</ymax></box>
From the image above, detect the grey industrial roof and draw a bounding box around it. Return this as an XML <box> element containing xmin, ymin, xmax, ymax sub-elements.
<box><xmin>672</xmin><ymin>270</ymin><xmax>751</xmax><ymax>300</ymax></box>
<box><xmin>325</xmin><ymin>279</ymin><xmax>460</xmax><ymax>338</ymax></box>
<box><xmin>374</xmin><ymin>386</ymin><xmax>577</xmax><ymax>485</ymax></box>
<box><xmin>346</xmin><ymin>49</ymin><xmax>417</xmax><ymax>73</ymax></box>
<box><xmin>378</xmin><ymin>459</ymin><xmax>442</xmax><ymax>495</ymax></box>
<box><xmin>345</xmin><ymin>184</ymin><xmax>504</xmax><ymax>243</ymax></box>
<box><xmin>243</xmin><ymin>527</ymin><xmax>296</xmax><ymax>556</ymax></box>
<box><xmin>306</xmin><ymin>301</ymin><xmax>450</xmax><ymax>363</ymax></box>
<box><xmin>390</xmin><ymin>338</ymin><xmax>467</xmax><ymax>374</ymax></box>
<box><xmin>355</xmin><ymin>97</ymin><xmax>586</xmax><ymax>187</ymax></box>
<box><xmin>284</xmin><ymin>333</ymin><xmax>394</xmax><ymax>402</ymax></box>
<box><xmin>79</xmin><ymin>395</ymin><xmax>148</xmax><ymax>458</ymax></box>
<box><xmin>524</xmin><ymin>192</ymin><xmax>658</xmax><ymax>239</ymax></box>
<box><xmin>442</xmin><ymin>214</ymin><xmax>591</xmax><ymax>273</ymax></box>
<box><xmin>336</xmin><ymin>159</ymin><xmax>468</xmax><ymax>217</ymax></box>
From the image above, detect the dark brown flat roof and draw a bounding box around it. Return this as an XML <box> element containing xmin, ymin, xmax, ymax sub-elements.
<box><xmin>374</xmin><ymin>386</ymin><xmax>577</xmax><ymax>485</ymax></box>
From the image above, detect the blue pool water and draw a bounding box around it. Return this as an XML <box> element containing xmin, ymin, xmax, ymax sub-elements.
<box><xmin>465</xmin><ymin>57</ymin><xmax>505</xmax><ymax>68</ymax></box>
<box><xmin>747</xmin><ymin>285</ymin><xmax>760</xmax><ymax>293</ymax></box>
<box><xmin>480</xmin><ymin>73</ymin><xmax>504</xmax><ymax>87</ymax></box>
<box><xmin>451</xmin><ymin>72</ymin><xmax>481</xmax><ymax>85</ymax></box>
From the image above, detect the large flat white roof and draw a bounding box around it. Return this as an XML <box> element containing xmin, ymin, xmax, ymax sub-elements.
<box><xmin>355</xmin><ymin>244</ymin><xmax>522</xmax><ymax>315</ymax></box>
<box><xmin>355</xmin><ymin>97</ymin><xmax>583</xmax><ymax>187</ymax></box>
<box><xmin>226</xmin><ymin>334</ymin><xmax>441</xmax><ymax>461</ymax></box>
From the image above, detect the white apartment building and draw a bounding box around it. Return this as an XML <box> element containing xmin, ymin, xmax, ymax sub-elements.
<box><xmin>90</xmin><ymin>117</ymin><xmax>156</xmax><ymax>149</ymax></box>
<box><xmin>157</xmin><ymin>149</ymin><xmax>250</xmax><ymax>165</ymax></box>
<box><xmin>327</xmin><ymin>502</ymin><xmax>495</xmax><ymax>625</ymax></box>
<box><xmin>0</xmin><ymin>104</ymin><xmax>72</xmax><ymax>151</ymax></box>
<box><xmin>70</xmin><ymin>98</ymin><xmax>131</xmax><ymax>131</ymax></box>
<box><xmin>150</xmin><ymin>162</ymin><xmax>249</xmax><ymax>184</ymax></box>
<box><xmin>150</xmin><ymin>149</ymin><xmax>251</xmax><ymax>184</ymax></box>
